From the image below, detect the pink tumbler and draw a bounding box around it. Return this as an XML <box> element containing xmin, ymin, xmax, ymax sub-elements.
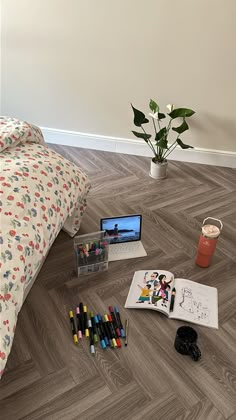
<box><xmin>195</xmin><ymin>217</ymin><xmax>223</xmax><ymax>268</ymax></box>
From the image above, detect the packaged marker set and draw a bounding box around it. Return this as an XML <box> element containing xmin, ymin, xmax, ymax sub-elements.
<box><xmin>74</xmin><ymin>230</ymin><xmax>109</xmax><ymax>276</ymax></box>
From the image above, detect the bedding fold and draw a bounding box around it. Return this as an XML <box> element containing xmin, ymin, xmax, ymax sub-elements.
<box><xmin>0</xmin><ymin>116</ymin><xmax>91</xmax><ymax>377</ymax></box>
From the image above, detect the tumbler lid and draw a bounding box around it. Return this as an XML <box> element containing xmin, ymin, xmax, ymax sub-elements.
<box><xmin>202</xmin><ymin>224</ymin><xmax>220</xmax><ymax>238</ymax></box>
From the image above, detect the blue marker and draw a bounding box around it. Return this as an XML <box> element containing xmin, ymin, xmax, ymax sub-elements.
<box><xmin>94</xmin><ymin>315</ymin><xmax>106</xmax><ymax>349</ymax></box>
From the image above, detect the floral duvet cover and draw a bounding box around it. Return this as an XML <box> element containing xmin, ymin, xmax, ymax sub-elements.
<box><xmin>0</xmin><ymin>117</ymin><xmax>91</xmax><ymax>377</ymax></box>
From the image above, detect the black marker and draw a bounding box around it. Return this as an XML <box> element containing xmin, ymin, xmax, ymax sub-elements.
<box><xmin>114</xmin><ymin>306</ymin><xmax>125</xmax><ymax>338</ymax></box>
<box><xmin>170</xmin><ymin>288</ymin><xmax>176</xmax><ymax>312</ymax></box>
<box><xmin>79</xmin><ymin>302</ymin><xmax>85</xmax><ymax>335</ymax></box>
<box><xmin>88</xmin><ymin>319</ymin><xmax>95</xmax><ymax>354</ymax></box>
<box><xmin>109</xmin><ymin>306</ymin><xmax>121</xmax><ymax>337</ymax></box>
<box><xmin>107</xmin><ymin>314</ymin><xmax>121</xmax><ymax>348</ymax></box>
<box><xmin>90</xmin><ymin>311</ymin><xmax>98</xmax><ymax>343</ymax></box>
<box><xmin>97</xmin><ymin>314</ymin><xmax>109</xmax><ymax>346</ymax></box>
<box><xmin>76</xmin><ymin>306</ymin><xmax>82</xmax><ymax>339</ymax></box>
<box><xmin>102</xmin><ymin>315</ymin><xmax>113</xmax><ymax>347</ymax></box>
<box><xmin>83</xmin><ymin>305</ymin><xmax>89</xmax><ymax>337</ymax></box>
<box><xmin>69</xmin><ymin>310</ymin><xmax>78</xmax><ymax>344</ymax></box>
<box><xmin>94</xmin><ymin>315</ymin><xmax>106</xmax><ymax>349</ymax></box>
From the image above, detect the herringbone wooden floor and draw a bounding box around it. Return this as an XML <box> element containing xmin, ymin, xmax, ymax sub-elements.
<box><xmin>1</xmin><ymin>145</ymin><xmax>236</xmax><ymax>420</ymax></box>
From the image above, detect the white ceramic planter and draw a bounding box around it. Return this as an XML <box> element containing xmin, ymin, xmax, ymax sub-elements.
<box><xmin>149</xmin><ymin>159</ymin><xmax>168</xmax><ymax>179</ymax></box>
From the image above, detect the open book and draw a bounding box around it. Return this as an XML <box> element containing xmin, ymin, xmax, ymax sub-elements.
<box><xmin>124</xmin><ymin>270</ymin><xmax>218</xmax><ymax>329</ymax></box>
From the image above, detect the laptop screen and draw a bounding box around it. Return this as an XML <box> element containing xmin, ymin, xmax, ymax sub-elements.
<box><xmin>100</xmin><ymin>214</ymin><xmax>142</xmax><ymax>244</ymax></box>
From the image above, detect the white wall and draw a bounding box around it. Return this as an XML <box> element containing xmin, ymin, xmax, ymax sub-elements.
<box><xmin>1</xmin><ymin>0</ymin><xmax>236</xmax><ymax>152</ymax></box>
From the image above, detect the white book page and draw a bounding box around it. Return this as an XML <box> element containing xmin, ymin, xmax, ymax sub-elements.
<box><xmin>169</xmin><ymin>278</ymin><xmax>218</xmax><ymax>329</ymax></box>
<box><xmin>124</xmin><ymin>270</ymin><xmax>174</xmax><ymax>316</ymax></box>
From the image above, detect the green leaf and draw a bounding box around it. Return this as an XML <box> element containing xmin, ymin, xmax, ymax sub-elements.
<box><xmin>149</xmin><ymin>99</ymin><xmax>159</xmax><ymax>113</ymax></box>
<box><xmin>131</xmin><ymin>104</ymin><xmax>149</xmax><ymax>127</ymax></box>
<box><xmin>172</xmin><ymin>120</ymin><xmax>189</xmax><ymax>134</ymax></box>
<box><xmin>132</xmin><ymin>131</ymin><xmax>151</xmax><ymax>143</ymax></box>
<box><xmin>169</xmin><ymin>108</ymin><xmax>195</xmax><ymax>119</ymax></box>
<box><xmin>158</xmin><ymin>112</ymin><xmax>166</xmax><ymax>120</ymax></box>
<box><xmin>156</xmin><ymin>138</ymin><xmax>168</xmax><ymax>149</ymax></box>
<box><xmin>155</xmin><ymin>127</ymin><xmax>167</xmax><ymax>141</ymax></box>
<box><xmin>176</xmin><ymin>138</ymin><xmax>194</xmax><ymax>149</ymax></box>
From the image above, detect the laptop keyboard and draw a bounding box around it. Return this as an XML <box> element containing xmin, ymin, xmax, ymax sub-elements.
<box><xmin>109</xmin><ymin>242</ymin><xmax>142</xmax><ymax>254</ymax></box>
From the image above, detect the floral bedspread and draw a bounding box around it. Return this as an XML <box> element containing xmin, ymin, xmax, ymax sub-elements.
<box><xmin>0</xmin><ymin>117</ymin><xmax>91</xmax><ymax>377</ymax></box>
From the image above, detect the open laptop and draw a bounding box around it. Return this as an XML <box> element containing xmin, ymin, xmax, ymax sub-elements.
<box><xmin>100</xmin><ymin>214</ymin><xmax>147</xmax><ymax>262</ymax></box>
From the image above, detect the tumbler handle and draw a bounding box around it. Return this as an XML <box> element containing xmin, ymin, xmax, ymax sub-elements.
<box><xmin>203</xmin><ymin>217</ymin><xmax>223</xmax><ymax>231</ymax></box>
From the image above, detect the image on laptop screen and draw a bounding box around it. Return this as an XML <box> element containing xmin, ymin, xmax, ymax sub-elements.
<box><xmin>100</xmin><ymin>215</ymin><xmax>142</xmax><ymax>244</ymax></box>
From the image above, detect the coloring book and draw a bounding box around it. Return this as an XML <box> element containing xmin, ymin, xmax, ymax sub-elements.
<box><xmin>124</xmin><ymin>270</ymin><xmax>218</xmax><ymax>329</ymax></box>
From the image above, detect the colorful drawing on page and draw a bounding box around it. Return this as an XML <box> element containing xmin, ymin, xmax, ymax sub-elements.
<box><xmin>143</xmin><ymin>271</ymin><xmax>159</xmax><ymax>287</ymax></box>
<box><xmin>136</xmin><ymin>284</ymin><xmax>153</xmax><ymax>304</ymax></box>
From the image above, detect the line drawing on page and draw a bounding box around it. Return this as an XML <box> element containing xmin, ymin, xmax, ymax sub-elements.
<box><xmin>179</xmin><ymin>287</ymin><xmax>210</xmax><ymax>323</ymax></box>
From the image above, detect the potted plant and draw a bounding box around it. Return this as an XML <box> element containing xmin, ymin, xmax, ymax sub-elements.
<box><xmin>131</xmin><ymin>100</ymin><xmax>195</xmax><ymax>179</ymax></box>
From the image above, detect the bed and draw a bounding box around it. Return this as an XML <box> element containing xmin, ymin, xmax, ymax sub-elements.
<box><xmin>0</xmin><ymin>116</ymin><xmax>91</xmax><ymax>377</ymax></box>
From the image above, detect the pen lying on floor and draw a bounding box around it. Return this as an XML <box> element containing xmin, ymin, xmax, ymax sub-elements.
<box><xmin>125</xmin><ymin>319</ymin><xmax>129</xmax><ymax>346</ymax></box>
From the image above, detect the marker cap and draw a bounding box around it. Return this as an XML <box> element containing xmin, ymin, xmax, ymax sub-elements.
<box><xmin>116</xmin><ymin>338</ymin><xmax>122</xmax><ymax>348</ymax></box>
<box><xmin>100</xmin><ymin>339</ymin><xmax>106</xmax><ymax>349</ymax></box>
<box><xmin>85</xmin><ymin>328</ymin><xmax>90</xmax><ymax>337</ymax></box>
<box><xmin>78</xmin><ymin>331</ymin><xmax>82</xmax><ymax>339</ymax></box>
<box><xmin>120</xmin><ymin>328</ymin><xmax>126</xmax><ymax>338</ymax></box>
<box><xmin>104</xmin><ymin>336</ymin><xmax>109</xmax><ymax>346</ymax></box>
<box><xmin>90</xmin><ymin>345</ymin><xmax>95</xmax><ymax>354</ymax></box>
<box><xmin>116</xmin><ymin>327</ymin><xmax>121</xmax><ymax>337</ymax></box>
<box><xmin>112</xmin><ymin>338</ymin><xmax>117</xmax><ymax>347</ymax></box>
<box><xmin>73</xmin><ymin>334</ymin><xmax>78</xmax><ymax>344</ymax></box>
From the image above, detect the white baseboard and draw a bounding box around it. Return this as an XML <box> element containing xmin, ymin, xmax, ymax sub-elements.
<box><xmin>41</xmin><ymin>127</ymin><xmax>236</xmax><ymax>169</ymax></box>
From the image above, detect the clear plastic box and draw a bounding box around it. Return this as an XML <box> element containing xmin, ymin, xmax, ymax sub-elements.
<box><xmin>74</xmin><ymin>230</ymin><xmax>109</xmax><ymax>276</ymax></box>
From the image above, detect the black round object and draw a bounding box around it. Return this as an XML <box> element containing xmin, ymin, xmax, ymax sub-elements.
<box><xmin>174</xmin><ymin>326</ymin><xmax>201</xmax><ymax>361</ymax></box>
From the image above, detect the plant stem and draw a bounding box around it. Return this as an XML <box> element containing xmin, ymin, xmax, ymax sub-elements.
<box><xmin>151</xmin><ymin>118</ymin><xmax>157</xmax><ymax>136</ymax></box>
<box><xmin>163</xmin><ymin>141</ymin><xmax>178</xmax><ymax>159</ymax></box>
<box><xmin>166</xmin><ymin>117</ymin><xmax>172</xmax><ymax>135</ymax></box>
<box><xmin>151</xmin><ymin>118</ymin><xmax>161</xmax><ymax>160</ymax></box>
<box><xmin>162</xmin><ymin>118</ymin><xmax>180</xmax><ymax>159</ymax></box>
<box><xmin>162</xmin><ymin>140</ymin><xmax>176</xmax><ymax>159</ymax></box>
<box><xmin>157</xmin><ymin>118</ymin><xmax>170</xmax><ymax>162</ymax></box>
<box><xmin>141</xmin><ymin>125</ymin><xmax>156</xmax><ymax>158</ymax></box>
<box><xmin>156</xmin><ymin>118</ymin><xmax>163</xmax><ymax>159</ymax></box>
